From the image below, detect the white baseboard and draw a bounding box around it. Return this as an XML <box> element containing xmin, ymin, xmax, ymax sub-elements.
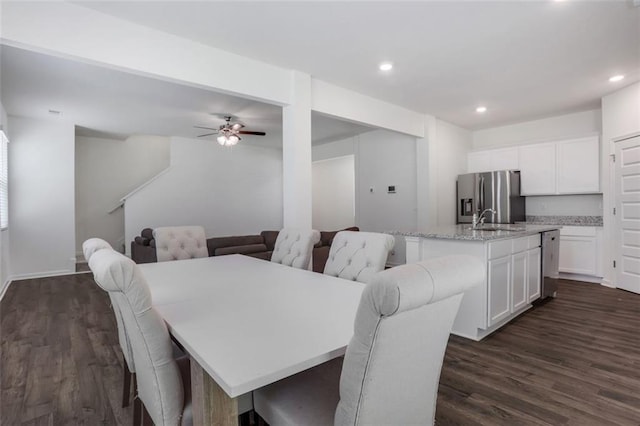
<box><xmin>9</xmin><ymin>269</ymin><xmax>76</xmax><ymax>282</ymax></box>
<box><xmin>600</xmin><ymin>278</ymin><xmax>615</xmax><ymax>288</ymax></box>
<box><xmin>559</xmin><ymin>272</ymin><xmax>603</xmax><ymax>284</ymax></box>
<box><xmin>0</xmin><ymin>269</ymin><xmax>95</xmax><ymax>301</ymax></box>
<box><xmin>0</xmin><ymin>279</ymin><xmax>11</xmax><ymax>301</ymax></box>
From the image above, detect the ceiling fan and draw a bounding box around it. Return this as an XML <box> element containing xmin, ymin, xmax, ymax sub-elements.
<box><xmin>195</xmin><ymin>116</ymin><xmax>266</xmax><ymax>146</ymax></box>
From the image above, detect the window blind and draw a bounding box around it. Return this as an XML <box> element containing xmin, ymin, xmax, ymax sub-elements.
<box><xmin>0</xmin><ymin>131</ymin><xmax>8</xmax><ymax>230</ymax></box>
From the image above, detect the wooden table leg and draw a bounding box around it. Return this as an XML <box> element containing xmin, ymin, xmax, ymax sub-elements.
<box><xmin>190</xmin><ymin>360</ymin><xmax>239</xmax><ymax>426</ymax></box>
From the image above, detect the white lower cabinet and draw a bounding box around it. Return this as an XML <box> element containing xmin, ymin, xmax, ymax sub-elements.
<box><xmin>527</xmin><ymin>247</ymin><xmax>541</xmax><ymax>302</ymax></box>
<box><xmin>511</xmin><ymin>251</ymin><xmax>528</xmax><ymax>312</ymax></box>
<box><xmin>559</xmin><ymin>226</ymin><xmax>602</xmax><ymax>277</ymax></box>
<box><xmin>488</xmin><ymin>256</ymin><xmax>511</xmax><ymax>326</ymax></box>
<box><xmin>487</xmin><ymin>237</ymin><xmax>539</xmax><ymax>328</ymax></box>
<box><xmin>407</xmin><ymin>232</ymin><xmax>544</xmax><ymax>340</ymax></box>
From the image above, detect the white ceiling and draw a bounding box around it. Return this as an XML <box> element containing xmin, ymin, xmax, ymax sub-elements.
<box><xmin>75</xmin><ymin>0</ymin><xmax>640</xmax><ymax>130</ymax></box>
<box><xmin>0</xmin><ymin>45</ymin><xmax>371</xmax><ymax>146</ymax></box>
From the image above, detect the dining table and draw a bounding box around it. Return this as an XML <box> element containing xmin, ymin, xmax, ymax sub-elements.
<box><xmin>138</xmin><ymin>254</ymin><xmax>365</xmax><ymax>426</ymax></box>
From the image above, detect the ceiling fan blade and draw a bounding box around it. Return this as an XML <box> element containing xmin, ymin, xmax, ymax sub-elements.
<box><xmin>197</xmin><ymin>133</ymin><xmax>217</xmax><ymax>137</ymax></box>
<box><xmin>194</xmin><ymin>125</ymin><xmax>218</xmax><ymax>131</ymax></box>
<box><xmin>238</xmin><ymin>130</ymin><xmax>266</xmax><ymax>136</ymax></box>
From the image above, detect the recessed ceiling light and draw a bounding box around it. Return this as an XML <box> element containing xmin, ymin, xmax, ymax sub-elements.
<box><xmin>379</xmin><ymin>62</ymin><xmax>393</xmax><ymax>71</ymax></box>
<box><xmin>476</xmin><ymin>106</ymin><xmax>487</xmax><ymax>113</ymax></box>
<box><xmin>609</xmin><ymin>75</ymin><xmax>625</xmax><ymax>82</ymax></box>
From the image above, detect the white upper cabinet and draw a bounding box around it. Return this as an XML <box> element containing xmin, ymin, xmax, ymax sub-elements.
<box><xmin>556</xmin><ymin>137</ymin><xmax>600</xmax><ymax>194</ymax></box>
<box><xmin>468</xmin><ymin>136</ymin><xmax>600</xmax><ymax>195</ymax></box>
<box><xmin>467</xmin><ymin>147</ymin><xmax>519</xmax><ymax>173</ymax></box>
<box><xmin>518</xmin><ymin>142</ymin><xmax>556</xmax><ymax>195</ymax></box>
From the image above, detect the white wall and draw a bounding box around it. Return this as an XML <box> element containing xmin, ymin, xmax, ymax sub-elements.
<box><xmin>355</xmin><ymin>130</ymin><xmax>417</xmax><ymax>233</ymax></box>
<box><xmin>8</xmin><ymin>117</ymin><xmax>76</xmax><ymax>278</ymax></box>
<box><xmin>312</xmin><ymin>138</ymin><xmax>355</xmax><ymax>162</ymax></box>
<box><xmin>124</xmin><ymin>137</ymin><xmax>283</xmax><ymax>253</ymax></box>
<box><xmin>434</xmin><ymin>120</ymin><xmax>473</xmax><ymax>226</ymax></box>
<box><xmin>472</xmin><ymin>109</ymin><xmax>602</xmax><ymax>148</ymax></box>
<box><xmin>354</xmin><ymin>130</ymin><xmax>418</xmax><ymax>266</ymax></box>
<box><xmin>601</xmin><ymin>81</ymin><xmax>640</xmax><ymax>288</ymax></box>
<box><xmin>312</xmin><ymin>156</ymin><xmax>355</xmax><ymax>231</ymax></box>
<box><xmin>311</xmin><ymin>131</ymin><xmax>419</xmax><ymax>265</ymax></box>
<box><xmin>0</xmin><ymin>101</ymin><xmax>10</xmax><ymax>295</ymax></box>
<box><xmin>311</xmin><ymin>80</ymin><xmax>425</xmax><ymax>138</ymax></box>
<box><xmin>602</xmin><ymin>82</ymin><xmax>640</xmax><ymax>144</ymax></box>
<box><xmin>75</xmin><ymin>134</ymin><xmax>170</xmax><ymax>254</ymax></box>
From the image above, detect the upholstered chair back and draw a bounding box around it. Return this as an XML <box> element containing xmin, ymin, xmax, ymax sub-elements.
<box><xmin>323</xmin><ymin>231</ymin><xmax>395</xmax><ymax>283</ymax></box>
<box><xmin>82</xmin><ymin>237</ymin><xmax>112</xmax><ymax>261</ymax></box>
<box><xmin>334</xmin><ymin>255</ymin><xmax>483</xmax><ymax>425</ymax></box>
<box><xmin>271</xmin><ymin>228</ymin><xmax>321</xmax><ymax>269</ymax></box>
<box><xmin>89</xmin><ymin>249</ymin><xmax>184</xmax><ymax>425</ymax></box>
<box><xmin>83</xmin><ymin>239</ymin><xmax>136</xmax><ymax>376</ymax></box>
<box><xmin>154</xmin><ymin>226</ymin><xmax>208</xmax><ymax>262</ymax></box>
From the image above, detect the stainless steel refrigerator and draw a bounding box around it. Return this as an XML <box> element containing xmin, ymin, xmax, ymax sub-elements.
<box><xmin>457</xmin><ymin>170</ymin><xmax>525</xmax><ymax>224</ymax></box>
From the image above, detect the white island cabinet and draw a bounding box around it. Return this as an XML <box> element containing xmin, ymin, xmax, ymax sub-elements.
<box><xmin>404</xmin><ymin>224</ymin><xmax>557</xmax><ymax>341</ymax></box>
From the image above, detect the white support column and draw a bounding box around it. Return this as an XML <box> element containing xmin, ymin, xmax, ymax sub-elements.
<box><xmin>282</xmin><ymin>71</ymin><xmax>312</xmax><ymax>229</ymax></box>
<box><xmin>416</xmin><ymin>115</ymin><xmax>438</xmax><ymax>231</ymax></box>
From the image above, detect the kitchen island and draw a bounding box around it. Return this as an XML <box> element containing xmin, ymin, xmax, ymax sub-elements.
<box><xmin>398</xmin><ymin>224</ymin><xmax>561</xmax><ymax>341</ymax></box>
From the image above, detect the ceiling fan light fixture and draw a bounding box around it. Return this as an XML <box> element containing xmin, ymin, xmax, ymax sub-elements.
<box><xmin>196</xmin><ymin>116</ymin><xmax>264</xmax><ymax>146</ymax></box>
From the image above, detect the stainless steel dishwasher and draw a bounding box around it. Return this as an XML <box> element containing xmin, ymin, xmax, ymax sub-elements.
<box><xmin>541</xmin><ymin>230</ymin><xmax>560</xmax><ymax>298</ymax></box>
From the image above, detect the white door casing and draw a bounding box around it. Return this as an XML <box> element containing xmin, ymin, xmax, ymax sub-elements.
<box><xmin>614</xmin><ymin>135</ymin><xmax>640</xmax><ymax>294</ymax></box>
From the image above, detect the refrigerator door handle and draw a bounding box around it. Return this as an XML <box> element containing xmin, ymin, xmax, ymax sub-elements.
<box><xmin>478</xmin><ymin>175</ymin><xmax>485</xmax><ymax>212</ymax></box>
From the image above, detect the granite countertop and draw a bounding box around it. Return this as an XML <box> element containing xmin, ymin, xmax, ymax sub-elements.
<box><xmin>392</xmin><ymin>224</ymin><xmax>562</xmax><ymax>242</ymax></box>
<box><xmin>522</xmin><ymin>215</ymin><xmax>603</xmax><ymax>227</ymax></box>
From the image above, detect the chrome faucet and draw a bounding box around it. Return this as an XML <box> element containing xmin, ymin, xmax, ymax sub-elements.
<box><xmin>472</xmin><ymin>209</ymin><xmax>496</xmax><ymax>229</ymax></box>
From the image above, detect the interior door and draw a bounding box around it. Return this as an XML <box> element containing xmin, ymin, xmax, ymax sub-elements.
<box><xmin>614</xmin><ymin>135</ymin><xmax>640</xmax><ymax>294</ymax></box>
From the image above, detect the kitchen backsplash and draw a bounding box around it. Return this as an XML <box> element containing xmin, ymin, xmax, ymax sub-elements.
<box><xmin>524</xmin><ymin>215</ymin><xmax>603</xmax><ymax>226</ymax></box>
<box><xmin>525</xmin><ymin>194</ymin><xmax>603</xmax><ymax>216</ymax></box>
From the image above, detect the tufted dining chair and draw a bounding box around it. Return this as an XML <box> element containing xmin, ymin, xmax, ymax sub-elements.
<box><xmin>270</xmin><ymin>228</ymin><xmax>321</xmax><ymax>270</ymax></box>
<box><xmin>153</xmin><ymin>226</ymin><xmax>209</xmax><ymax>262</ymax></box>
<box><xmin>89</xmin><ymin>249</ymin><xmax>192</xmax><ymax>426</ymax></box>
<box><xmin>253</xmin><ymin>255</ymin><xmax>484</xmax><ymax>426</ymax></box>
<box><xmin>322</xmin><ymin>231</ymin><xmax>395</xmax><ymax>283</ymax></box>
<box><xmin>82</xmin><ymin>238</ymin><xmax>137</xmax><ymax>410</ymax></box>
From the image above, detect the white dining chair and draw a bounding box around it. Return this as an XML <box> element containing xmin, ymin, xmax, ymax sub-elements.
<box><xmin>153</xmin><ymin>226</ymin><xmax>209</xmax><ymax>262</ymax></box>
<box><xmin>270</xmin><ymin>228</ymin><xmax>321</xmax><ymax>269</ymax></box>
<box><xmin>89</xmin><ymin>249</ymin><xmax>191</xmax><ymax>425</ymax></box>
<box><xmin>82</xmin><ymin>238</ymin><xmax>137</xmax><ymax>410</ymax></box>
<box><xmin>253</xmin><ymin>255</ymin><xmax>484</xmax><ymax>426</ymax></box>
<box><xmin>322</xmin><ymin>231</ymin><xmax>395</xmax><ymax>283</ymax></box>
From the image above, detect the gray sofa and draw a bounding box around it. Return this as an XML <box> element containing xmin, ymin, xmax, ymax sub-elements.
<box><xmin>131</xmin><ymin>226</ymin><xmax>359</xmax><ymax>272</ymax></box>
<box><xmin>131</xmin><ymin>229</ymin><xmax>279</xmax><ymax>264</ymax></box>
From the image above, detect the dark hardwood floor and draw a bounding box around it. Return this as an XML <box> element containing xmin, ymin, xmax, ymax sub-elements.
<box><xmin>1</xmin><ymin>273</ymin><xmax>132</xmax><ymax>425</ymax></box>
<box><xmin>437</xmin><ymin>279</ymin><xmax>640</xmax><ymax>426</ymax></box>
<box><xmin>1</xmin><ymin>275</ymin><xmax>639</xmax><ymax>425</ymax></box>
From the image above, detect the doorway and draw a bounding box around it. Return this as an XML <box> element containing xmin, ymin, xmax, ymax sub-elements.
<box><xmin>312</xmin><ymin>155</ymin><xmax>355</xmax><ymax>231</ymax></box>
